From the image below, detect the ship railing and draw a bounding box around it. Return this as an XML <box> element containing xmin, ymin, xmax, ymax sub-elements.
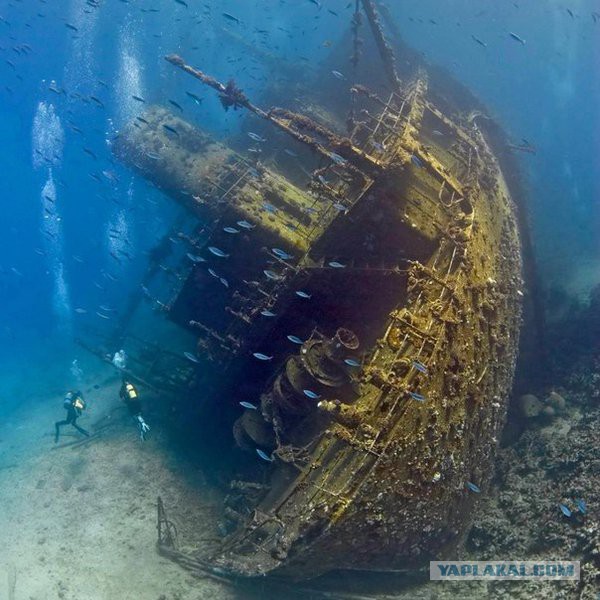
<box><xmin>350</xmin><ymin>88</ymin><xmax>413</xmax><ymax>160</ymax></box>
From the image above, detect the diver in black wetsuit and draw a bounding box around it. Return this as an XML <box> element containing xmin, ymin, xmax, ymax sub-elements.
<box><xmin>119</xmin><ymin>379</ymin><xmax>150</xmax><ymax>441</ymax></box>
<box><xmin>54</xmin><ymin>390</ymin><xmax>90</xmax><ymax>443</ymax></box>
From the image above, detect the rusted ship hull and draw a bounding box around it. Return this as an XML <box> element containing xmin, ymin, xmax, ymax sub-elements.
<box><xmin>112</xmin><ymin>0</ymin><xmax>523</xmax><ymax>580</ymax></box>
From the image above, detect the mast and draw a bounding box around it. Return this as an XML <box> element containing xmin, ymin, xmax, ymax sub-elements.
<box><xmin>165</xmin><ymin>54</ymin><xmax>382</xmax><ymax>176</ymax></box>
<box><xmin>360</xmin><ymin>0</ymin><xmax>402</xmax><ymax>91</ymax></box>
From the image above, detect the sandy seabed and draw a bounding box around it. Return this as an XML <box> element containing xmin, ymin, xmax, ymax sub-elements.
<box><xmin>0</xmin><ymin>356</ymin><xmax>235</xmax><ymax>600</ymax></box>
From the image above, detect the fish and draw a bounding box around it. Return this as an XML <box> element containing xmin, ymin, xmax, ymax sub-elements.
<box><xmin>208</xmin><ymin>268</ymin><xmax>218</xmax><ymax>277</ymax></box>
<box><xmin>222</xmin><ymin>12</ymin><xmax>241</xmax><ymax>24</ymax></box>
<box><xmin>283</xmin><ymin>149</ymin><xmax>298</xmax><ymax>157</ymax></box>
<box><xmin>344</xmin><ymin>358</ymin><xmax>361</xmax><ymax>367</ymax></box>
<box><xmin>262</xmin><ymin>203</ymin><xmax>277</xmax><ymax>213</ymax></box>
<box><xmin>146</xmin><ymin>152</ymin><xmax>160</xmax><ymax>160</ymax></box>
<box><xmin>509</xmin><ymin>31</ymin><xmax>526</xmax><ymax>45</ymax></box>
<box><xmin>432</xmin><ymin>130</ymin><xmax>444</xmax><ymax>136</ymax></box>
<box><xmin>175</xmin><ymin>0</ymin><xmax>188</xmax><ymax>6</ymax></box>
<box><xmin>253</xmin><ymin>352</ymin><xmax>273</xmax><ymax>361</ymax></box>
<box><xmin>96</xmin><ymin>312</ymin><xmax>111</xmax><ymax>320</ymax></box>
<box><xmin>185</xmin><ymin>91</ymin><xmax>203</xmax><ymax>104</ymax></box>
<box><xmin>219</xmin><ymin>277</ymin><xmax>229</xmax><ymax>288</ymax></box>
<box><xmin>559</xmin><ymin>503</ymin><xmax>572</xmax><ymax>517</ymax></box>
<box><xmin>223</xmin><ymin>226</ymin><xmax>239</xmax><ymax>234</ymax></box>
<box><xmin>411</xmin><ymin>154</ymin><xmax>424</xmax><ymax>168</ymax></box>
<box><xmin>168</xmin><ymin>99</ymin><xmax>183</xmax><ymax>111</ymax></box>
<box><xmin>162</xmin><ymin>124</ymin><xmax>179</xmax><ymax>136</ymax></box>
<box><xmin>272</xmin><ymin>248</ymin><xmax>293</xmax><ymax>260</ymax></box>
<box><xmin>260</xmin><ymin>309</ymin><xmax>276</xmax><ymax>317</ymax></box>
<box><xmin>576</xmin><ymin>499</ymin><xmax>587</xmax><ymax>514</ymax></box>
<box><xmin>248</xmin><ymin>132</ymin><xmax>266</xmax><ymax>142</ymax></box>
<box><xmin>256</xmin><ymin>449</ymin><xmax>273</xmax><ymax>462</ymax></box>
<box><xmin>263</xmin><ymin>270</ymin><xmax>280</xmax><ymax>281</ymax></box>
<box><xmin>208</xmin><ymin>246</ymin><xmax>229</xmax><ymax>258</ymax></box>
<box><xmin>184</xmin><ymin>352</ymin><xmax>200</xmax><ymax>363</ymax></box>
<box><xmin>296</xmin><ymin>290</ymin><xmax>311</xmax><ymax>299</ymax></box>
<box><xmin>132</xmin><ymin>94</ymin><xmax>146</xmax><ymax>102</ymax></box>
<box><xmin>471</xmin><ymin>35</ymin><xmax>487</xmax><ymax>48</ymax></box>
<box><xmin>412</xmin><ymin>360</ymin><xmax>429</xmax><ymax>374</ymax></box>
<box><xmin>303</xmin><ymin>389</ymin><xmax>320</xmax><ymax>399</ymax></box>
<box><xmin>466</xmin><ymin>481</ymin><xmax>481</xmax><ymax>493</ymax></box>
<box><xmin>333</xmin><ymin>203</ymin><xmax>347</xmax><ymax>212</ymax></box>
<box><xmin>409</xmin><ymin>392</ymin><xmax>426</xmax><ymax>402</ymax></box>
<box><xmin>240</xmin><ymin>401</ymin><xmax>257</xmax><ymax>410</ymax></box>
<box><xmin>332</xmin><ymin>70</ymin><xmax>345</xmax><ymax>80</ymax></box>
<box><xmin>74</xmin><ymin>308</ymin><xmax>87</xmax><ymax>314</ymax></box>
<box><xmin>287</xmin><ymin>335</ymin><xmax>303</xmax><ymax>345</ymax></box>
<box><xmin>329</xmin><ymin>152</ymin><xmax>347</xmax><ymax>166</ymax></box>
<box><xmin>237</xmin><ymin>220</ymin><xmax>255</xmax><ymax>230</ymax></box>
<box><xmin>328</xmin><ymin>261</ymin><xmax>346</xmax><ymax>268</ymax></box>
<box><xmin>186</xmin><ymin>253</ymin><xmax>205</xmax><ymax>263</ymax></box>
<box><xmin>65</xmin><ymin>23</ymin><xmax>78</xmax><ymax>31</ymax></box>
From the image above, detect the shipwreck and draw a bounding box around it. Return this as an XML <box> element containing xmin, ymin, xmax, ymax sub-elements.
<box><xmin>100</xmin><ymin>0</ymin><xmax>524</xmax><ymax>582</ymax></box>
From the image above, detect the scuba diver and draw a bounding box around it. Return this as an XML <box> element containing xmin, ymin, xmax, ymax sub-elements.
<box><xmin>119</xmin><ymin>378</ymin><xmax>150</xmax><ymax>441</ymax></box>
<box><xmin>55</xmin><ymin>390</ymin><xmax>90</xmax><ymax>443</ymax></box>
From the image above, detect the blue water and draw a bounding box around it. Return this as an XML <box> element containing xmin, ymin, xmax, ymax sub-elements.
<box><xmin>0</xmin><ymin>0</ymin><xmax>598</xmax><ymax>593</ymax></box>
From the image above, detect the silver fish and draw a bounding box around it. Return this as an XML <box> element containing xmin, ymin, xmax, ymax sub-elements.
<box><xmin>344</xmin><ymin>358</ymin><xmax>361</xmax><ymax>367</ymax></box>
<box><xmin>208</xmin><ymin>246</ymin><xmax>229</xmax><ymax>258</ymax></box>
<box><xmin>272</xmin><ymin>248</ymin><xmax>292</xmax><ymax>260</ymax></box>
<box><xmin>248</xmin><ymin>132</ymin><xmax>266</xmax><ymax>142</ymax></box>
<box><xmin>412</xmin><ymin>360</ymin><xmax>428</xmax><ymax>374</ymax></box>
<box><xmin>184</xmin><ymin>352</ymin><xmax>200</xmax><ymax>363</ymax></box>
<box><xmin>256</xmin><ymin>449</ymin><xmax>273</xmax><ymax>462</ymax></box>
<box><xmin>253</xmin><ymin>352</ymin><xmax>273</xmax><ymax>361</ymax></box>
<box><xmin>264</xmin><ymin>269</ymin><xmax>281</xmax><ymax>281</ymax></box>
<box><xmin>329</xmin><ymin>152</ymin><xmax>347</xmax><ymax>166</ymax></box>
<box><xmin>237</xmin><ymin>220</ymin><xmax>255</xmax><ymax>230</ymax></box>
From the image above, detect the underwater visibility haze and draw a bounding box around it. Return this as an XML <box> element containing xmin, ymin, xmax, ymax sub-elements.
<box><xmin>0</xmin><ymin>0</ymin><xmax>599</xmax><ymax>599</ymax></box>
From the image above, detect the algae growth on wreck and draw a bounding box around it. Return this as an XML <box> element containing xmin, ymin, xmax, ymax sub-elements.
<box><xmin>0</xmin><ymin>1</ymin><xmax>598</xmax><ymax>599</ymax></box>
